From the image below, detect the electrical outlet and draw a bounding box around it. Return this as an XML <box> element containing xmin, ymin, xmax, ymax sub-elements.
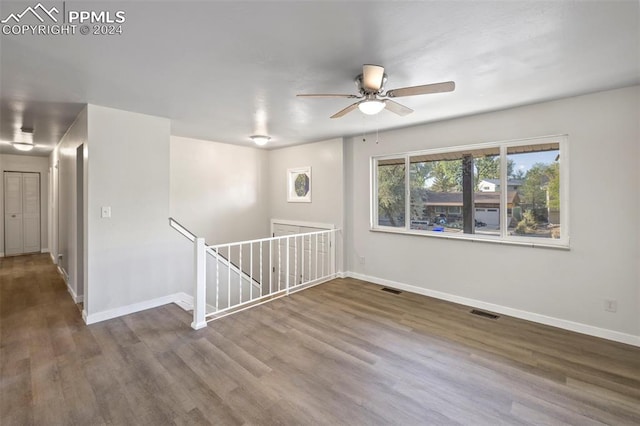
<box><xmin>101</xmin><ymin>206</ymin><xmax>111</xmax><ymax>218</ymax></box>
<box><xmin>604</xmin><ymin>299</ymin><xmax>617</xmax><ymax>313</ymax></box>
<box><xmin>359</xmin><ymin>256</ymin><xmax>365</xmax><ymax>265</ymax></box>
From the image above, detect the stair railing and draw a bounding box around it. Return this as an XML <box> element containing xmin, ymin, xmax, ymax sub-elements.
<box><xmin>170</xmin><ymin>218</ymin><xmax>339</xmax><ymax>330</ymax></box>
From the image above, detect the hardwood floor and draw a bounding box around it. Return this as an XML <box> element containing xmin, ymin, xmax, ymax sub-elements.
<box><xmin>1</xmin><ymin>254</ymin><xmax>639</xmax><ymax>425</ymax></box>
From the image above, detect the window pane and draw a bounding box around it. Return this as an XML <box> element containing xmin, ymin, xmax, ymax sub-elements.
<box><xmin>377</xmin><ymin>160</ymin><xmax>405</xmax><ymax>228</ymax></box>
<box><xmin>409</xmin><ymin>161</ymin><xmax>431</xmax><ymax>230</ymax></box>
<box><xmin>410</xmin><ymin>157</ymin><xmax>463</xmax><ymax>233</ymax></box>
<box><xmin>410</xmin><ymin>149</ymin><xmax>503</xmax><ymax>235</ymax></box>
<box><xmin>473</xmin><ymin>152</ymin><xmax>501</xmax><ymax>236</ymax></box>
<box><xmin>507</xmin><ymin>143</ymin><xmax>560</xmax><ymax>239</ymax></box>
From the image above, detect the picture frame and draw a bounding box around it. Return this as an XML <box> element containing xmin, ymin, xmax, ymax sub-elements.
<box><xmin>287</xmin><ymin>166</ymin><xmax>311</xmax><ymax>203</ymax></box>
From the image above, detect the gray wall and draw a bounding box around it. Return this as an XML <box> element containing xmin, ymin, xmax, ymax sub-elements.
<box><xmin>170</xmin><ymin>135</ymin><xmax>270</xmax><ymax>244</ymax></box>
<box><xmin>345</xmin><ymin>86</ymin><xmax>639</xmax><ymax>341</ymax></box>
<box><xmin>267</xmin><ymin>138</ymin><xmax>343</xmax><ymax>228</ymax></box>
<box><xmin>268</xmin><ymin>138</ymin><xmax>344</xmax><ymax>271</ymax></box>
<box><xmin>84</xmin><ymin>105</ymin><xmax>192</xmax><ymax>319</ymax></box>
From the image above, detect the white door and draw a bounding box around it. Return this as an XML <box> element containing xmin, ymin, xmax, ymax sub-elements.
<box><xmin>4</xmin><ymin>172</ymin><xmax>40</xmax><ymax>256</ymax></box>
<box><xmin>273</xmin><ymin>224</ymin><xmax>299</xmax><ymax>289</ymax></box>
<box><xmin>4</xmin><ymin>173</ymin><xmax>24</xmax><ymax>256</ymax></box>
<box><xmin>272</xmin><ymin>223</ymin><xmax>331</xmax><ymax>287</ymax></box>
<box><xmin>299</xmin><ymin>225</ymin><xmax>330</xmax><ymax>282</ymax></box>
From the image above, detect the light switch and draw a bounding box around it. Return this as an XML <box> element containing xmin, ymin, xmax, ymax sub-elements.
<box><xmin>101</xmin><ymin>206</ymin><xmax>111</xmax><ymax>218</ymax></box>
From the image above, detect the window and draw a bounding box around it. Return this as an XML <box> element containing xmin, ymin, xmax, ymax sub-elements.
<box><xmin>376</xmin><ymin>158</ymin><xmax>405</xmax><ymax>228</ymax></box>
<box><xmin>371</xmin><ymin>135</ymin><xmax>568</xmax><ymax>247</ymax></box>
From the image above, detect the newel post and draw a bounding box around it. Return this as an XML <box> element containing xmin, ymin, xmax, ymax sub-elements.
<box><xmin>192</xmin><ymin>237</ymin><xmax>207</xmax><ymax>330</ymax></box>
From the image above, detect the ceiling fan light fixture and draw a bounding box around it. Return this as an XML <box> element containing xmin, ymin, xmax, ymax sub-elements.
<box><xmin>250</xmin><ymin>135</ymin><xmax>270</xmax><ymax>146</ymax></box>
<box><xmin>358</xmin><ymin>99</ymin><xmax>386</xmax><ymax>115</ymax></box>
<box><xmin>358</xmin><ymin>99</ymin><xmax>385</xmax><ymax>115</ymax></box>
<box><xmin>12</xmin><ymin>142</ymin><xmax>34</xmax><ymax>152</ymax></box>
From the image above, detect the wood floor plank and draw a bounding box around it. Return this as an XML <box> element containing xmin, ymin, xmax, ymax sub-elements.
<box><xmin>2</xmin><ymin>255</ymin><xmax>640</xmax><ymax>425</ymax></box>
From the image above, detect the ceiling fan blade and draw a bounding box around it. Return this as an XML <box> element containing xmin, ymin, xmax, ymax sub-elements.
<box><xmin>384</xmin><ymin>100</ymin><xmax>413</xmax><ymax>116</ymax></box>
<box><xmin>386</xmin><ymin>81</ymin><xmax>455</xmax><ymax>98</ymax></box>
<box><xmin>330</xmin><ymin>102</ymin><xmax>360</xmax><ymax>119</ymax></box>
<box><xmin>362</xmin><ymin>64</ymin><xmax>385</xmax><ymax>92</ymax></box>
<box><xmin>297</xmin><ymin>93</ymin><xmax>360</xmax><ymax>98</ymax></box>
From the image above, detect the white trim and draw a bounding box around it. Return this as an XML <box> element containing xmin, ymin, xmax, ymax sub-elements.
<box><xmin>66</xmin><ymin>282</ymin><xmax>80</xmax><ymax>303</ymax></box>
<box><xmin>371</xmin><ymin>133</ymin><xmax>568</xmax><ymax>160</ymax></box>
<box><xmin>370</xmin><ymin>134</ymin><xmax>569</xmax><ymax>248</ymax></box>
<box><xmin>0</xmin><ymin>252</ymin><xmax>3</xmax><ymax>257</ymax></box>
<box><xmin>84</xmin><ymin>292</ymin><xmax>195</xmax><ymax>325</ymax></box>
<box><xmin>174</xmin><ymin>293</ymin><xmax>194</xmax><ymax>311</ymax></box>
<box><xmin>346</xmin><ymin>271</ymin><xmax>640</xmax><ymax>348</ymax></box>
<box><xmin>271</xmin><ymin>218</ymin><xmax>335</xmax><ymax>233</ymax></box>
<box><xmin>192</xmin><ymin>321</ymin><xmax>208</xmax><ymax>330</ymax></box>
<box><xmin>40</xmin><ymin>248</ymin><xmax>50</xmax><ymax>253</ymax></box>
<box><xmin>369</xmin><ymin>227</ymin><xmax>570</xmax><ymax>250</ymax></box>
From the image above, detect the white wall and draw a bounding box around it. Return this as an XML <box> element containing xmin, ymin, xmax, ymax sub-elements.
<box><xmin>170</xmin><ymin>136</ymin><xmax>270</xmax><ymax>244</ymax></box>
<box><xmin>0</xmin><ymin>154</ymin><xmax>50</xmax><ymax>256</ymax></box>
<box><xmin>345</xmin><ymin>86</ymin><xmax>640</xmax><ymax>342</ymax></box>
<box><xmin>49</xmin><ymin>107</ymin><xmax>88</xmax><ymax>301</ymax></box>
<box><xmin>85</xmin><ymin>105</ymin><xmax>192</xmax><ymax>320</ymax></box>
<box><xmin>268</xmin><ymin>138</ymin><xmax>344</xmax><ymax>271</ymax></box>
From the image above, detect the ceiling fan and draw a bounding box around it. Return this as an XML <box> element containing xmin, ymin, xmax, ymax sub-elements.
<box><xmin>297</xmin><ymin>64</ymin><xmax>455</xmax><ymax>119</ymax></box>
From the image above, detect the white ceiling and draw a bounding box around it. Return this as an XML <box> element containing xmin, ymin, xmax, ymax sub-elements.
<box><xmin>0</xmin><ymin>1</ymin><xmax>638</xmax><ymax>156</ymax></box>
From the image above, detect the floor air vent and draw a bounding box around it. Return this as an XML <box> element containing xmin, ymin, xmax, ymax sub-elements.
<box><xmin>470</xmin><ymin>309</ymin><xmax>499</xmax><ymax>320</ymax></box>
<box><xmin>381</xmin><ymin>287</ymin><xmax>402</xmax><ymax>295</ymax></box>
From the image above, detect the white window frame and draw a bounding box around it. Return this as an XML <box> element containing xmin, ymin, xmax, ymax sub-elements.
<box><xmin>370</xmin><ymin>134</ymin><xmax>569</xmax><ymax>249</ymax></box>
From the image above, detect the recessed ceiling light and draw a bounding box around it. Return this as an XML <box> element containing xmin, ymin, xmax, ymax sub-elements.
<box><xmin>250</xmin><ymin>135</ymin><xmax>270</xmax><ymax>146</ymax></box>
<box><xmin>12</xmin><ymin>142</ymin><xmax>34</xmax><ymax>151</ymax></box>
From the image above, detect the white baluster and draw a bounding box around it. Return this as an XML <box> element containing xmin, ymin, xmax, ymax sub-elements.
<box><xmin>191</xmin><ymin>237</ymin><xmax>207</xmax><ymax>330</ymax></box>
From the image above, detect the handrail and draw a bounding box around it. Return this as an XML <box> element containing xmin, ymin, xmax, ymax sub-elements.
<box><xmin>169</xmin><ymin>217</ymin><xmax>197</xmax><ymax>242</ymax></box>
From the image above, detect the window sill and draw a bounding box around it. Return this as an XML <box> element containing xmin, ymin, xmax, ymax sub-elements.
<box><xmin>369</xmin><ymin>227</ymin><xmax>570</xmax><ymax>250</ymax></box>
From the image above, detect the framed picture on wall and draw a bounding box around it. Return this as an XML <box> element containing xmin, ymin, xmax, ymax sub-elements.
<box><xmin>287</xmin><ymin>166</ymin><xmax>311</xmax><ymax>203</ymax></box>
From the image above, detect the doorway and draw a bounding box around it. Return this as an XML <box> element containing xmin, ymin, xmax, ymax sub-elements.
<box><xmin>4</xmin><ymin>171</ymin><xmax>41</xmax><ymax>256</ymax></box>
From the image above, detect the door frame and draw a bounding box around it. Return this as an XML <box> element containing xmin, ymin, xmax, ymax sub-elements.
<box><xmin>3</xmin><ymin>171</ymin><xmax>41</xmax><ymax>256</ymax></box>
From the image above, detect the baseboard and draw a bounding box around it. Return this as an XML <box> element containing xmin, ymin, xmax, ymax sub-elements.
<box><xmin>66</xmin><ymin>282</ymin><xmax>77</xmax><ymax>301</ymax></box>
<box><xmin>84</xmin><ymin>292</ymin><xmax>195</xmax><ymax>325</ymax></box>
<box><xmin>346</xmin><ymin>272</ymin><xmax>640</xmax><ymax>348</ymax></box>
<box><xmin>59</xmin><ymin>266</ymin><xmax>69</xmax><ymax>284</ymax></box>
<box><xmin>49</xmin><ymin>252</ymin><xmax>55</xmax><ymax>263</ymax></box>
<box><xmin>1</xmin><ymin>251</ymin><xmax>48</xmax><ymax>257</ymax></box>
<box><xmin>66</xmin><ymin>283</ymin><xmax>83</xmax><ymax>303</ymax></box>
<box><xmin>174</xmin><ymin>293</ymin><xmax>194</xmax><ymax>311</ymax></box>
